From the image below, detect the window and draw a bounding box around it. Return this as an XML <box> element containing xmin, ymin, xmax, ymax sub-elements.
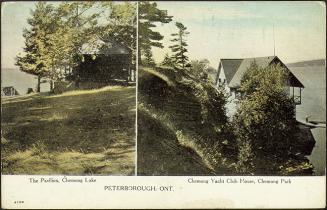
<box><xmin>218</xmin><ymin>78</ymin><xmax>224</xmax><ymax>87</ymax></box>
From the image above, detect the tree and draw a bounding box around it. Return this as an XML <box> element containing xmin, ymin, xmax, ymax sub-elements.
<box><xmin>15</xmin><ymin>2</ymin><xmax>56</xmax><ymax>92</ymax></box>
<box><xmin>46</xmin><ymin>2</ymin><xmax>101</xmax><ymax>90</ymax></box>
<box><xmin>99</xmin><ymin>2</ymin><xmax>137</xmax><ymax>64</ymax></box>
<box><xmin>57</xmin><ymin>2</ymin><xmax>137</xmax><ymax>83</ymax></box>
<box><xmin>160</xmin><ymin>53</ymin><xmax>175</xmax><ymax>67</ymax></box>
<box><xmin>189</xmin><ymin>59</ymin><xmax>210</xmax><ymax>81</ymax></box>
<box><xmin>16</xmin><ymin>2</ymin><xmax>102</xmax><ymax>91</ymax></box>
<box><xmin>138</xmin><ymin>1</ymin><xmax>172</xmax><ymax>64</ymax></box>
<box><xmin>142</xmin><ymin>47</ymin><xmax>156</xmax><ymax>67</ymax></box>
<box><xmin>169</xmin><ymin>22</ymin><xmax>190</xmax><ymax>69</ymax></box>
<box><xmin>55</xmin><ymin>2</ymin><xmax>101</xmax><ymax>79</ymax></box>
<box><xmin>233</xmin><ymin>62</ymin><xmax>298</xmax><ymax>173</ymax></box>
<box><xmin>17</xmin><ymin>2</ymin><xmax>137</xmax><ymax>91</ymax></box>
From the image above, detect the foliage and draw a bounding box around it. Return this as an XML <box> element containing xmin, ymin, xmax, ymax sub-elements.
<box><xmin>160</xmin><ymin>53</ymin><xmax>175</xmax><ymax>68</ymax></box>
<box><xmin>239</xmin><ymin>62</ymin><xmax>290</xmax><ymax>95</ymax></box>
<box><xmin>279</xmin><ymin>158</ymin><xmax>313</xmax><ymax>175</ymax></box>
<box><xmin>138</xmin><ymin>1</ymin><xmax>172</xmax><ymax>63</ymax></box>
<box><xmin>139</xmin><ymin>67</ymin><xmax>237</xmax><ymax>174</ymax></box>
<box><xmin>233</xmin><ymin>62</ymin><xmax>298</xmax><ymax>173</ymax></box>
<box><xmin>169</xmin><ymin>22</ymin><xmax>190</xmax><ymax>68</ymax></box>
<box><xmin>15</xmin><ymin>2</ymin><xmax>56</xmax><ymax>91</ymax></box>
<box><xmin>189</xmin><ymin>59</ymin><xmax>211</xmax><ymax>81</ymax></box>
<box><xmin>15</xmin><ymin>2</ymin><xmax>100</xmax><ymax>90</ymax></box>
<box><xmin>54</xmin><ymin>2</ymin><xmax>102</xmax><ymax>78</ymax></box>
<box><xmin>99</xmin><ymin>2</ymin><xmax>137</xmax><ymax>64</ymax></box>
<box><xmin>235</xmin><ymin>139</ymin><xmax>254</xmax><ymax>174</ymax></box>
<box><xmin>16</xmin><ymin>2</ymin><xmax>136</xmax><ymax>91</ymax></box>
<box><xmin>142</xmin><ymin>47</ymin><xmax>156</xmax><ymax>67</ymax></box>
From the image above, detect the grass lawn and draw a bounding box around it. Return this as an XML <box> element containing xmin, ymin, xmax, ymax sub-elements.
<box><xmin>1</xmin><ymin>86</ymin><xmax>136</xmax><ymax>175</ymax></box>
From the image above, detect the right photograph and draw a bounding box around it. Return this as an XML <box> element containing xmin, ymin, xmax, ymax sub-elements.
<box><xmin>137</xmin><ymin>1</ymin><xmax>326</xmax><ymax>176</ymax></box>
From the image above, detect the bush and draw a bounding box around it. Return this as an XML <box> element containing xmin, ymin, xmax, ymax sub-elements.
<box><xmin>234</xmin><ymin>89</ymin><xmax>297</xmax><ymax>153</ymax></box>
<box><xmin>235</xmin><ymin>139</ymin><xmax>254</xmax><ymax>174</ymax></box>
<box><xmin>233</xmin><ymin>62</ymin><xmax>298</xmax><ymax>173</ymax></box>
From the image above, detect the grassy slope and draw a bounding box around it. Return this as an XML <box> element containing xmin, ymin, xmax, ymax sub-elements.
<box><xmin>137</xmin><ymin>66</ymin><xmax>231</xmax><ymax>175</ymax></box>
<box><xmin>1</xmin><ymin>86</ymin><xmax>135</xmax><ymax>175</ymax></box>
<box><xmin>137</xmin><ymin>108</ymin><xmax>215</xmax><ymax>175</ymax></box>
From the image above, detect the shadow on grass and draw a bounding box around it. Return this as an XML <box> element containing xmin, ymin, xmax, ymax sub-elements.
<box><xmin>1</xmin><ymin>86</ymin><xmax>136</xmax><ymax>175</ymax></box>
<box><xmin>137</xmin><ymin>109</ymin><xmax>214</xmax><ymax>176</ymax></box>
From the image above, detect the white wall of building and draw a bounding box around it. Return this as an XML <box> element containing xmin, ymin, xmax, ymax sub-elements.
<box><xmin>216</xmin><ymin>65</ymin><xmax>230</xmax><ymax>93</ymax></box>
<box><xmin>215</xmin><ymin>64</ymin><xmax>238</xmax><ymax>117</ymax></box>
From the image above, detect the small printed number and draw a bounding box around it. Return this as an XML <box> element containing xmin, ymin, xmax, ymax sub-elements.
<box><xmin>14</xmin><ymin>201</ymin><xmax>24</xmax><ymax>204</ymax></box>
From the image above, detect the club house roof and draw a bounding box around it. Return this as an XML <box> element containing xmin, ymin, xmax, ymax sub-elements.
<box><xmin>216</xmin><ymin>56</ymin><xmax>304</xmax><ymax>88</ymax></box>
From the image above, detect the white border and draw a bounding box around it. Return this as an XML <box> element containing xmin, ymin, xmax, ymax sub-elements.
<box><xmin>1</xmin><ymin>175</ymin><xmax>326</xmax><ymax>209</ymax></box>
<box><xmin>135</xmin><ymin>0</ymin><xmax>139</xmax><ymax>177</ymax></box>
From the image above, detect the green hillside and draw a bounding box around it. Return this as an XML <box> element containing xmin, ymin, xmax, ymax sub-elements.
<box><xmin>1</xmin><ymin>86</ymin><xmax>136</xmax><ymax>175</ymax></box>
<box><xmin>137</xmin><ymin>66</ymin><xmax>236</xmax><ymax>175</ymax></box>
<box><xmin>137</xmin><ymin>65</ymin><xmax>317</xmax><ymax>176</ymax></box>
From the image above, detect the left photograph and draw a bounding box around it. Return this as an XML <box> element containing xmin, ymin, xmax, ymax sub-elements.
<box><xmin>1</xmin><ymin>2</ymin><xmax>136</xmax><ymax>175</ymax></box>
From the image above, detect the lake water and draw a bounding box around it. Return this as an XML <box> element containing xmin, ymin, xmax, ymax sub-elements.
<box><xmin>290</xmin><ymin>65</ymin><xmax>326</xmax><ymax>175</ymax></box>
<box><xmin>1</xmin><ymin>68</ymin><xmax>50</xmax><ymax>95</ymax></box>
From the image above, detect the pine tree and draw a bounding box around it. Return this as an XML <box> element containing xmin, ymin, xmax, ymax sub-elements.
<box><xmin>15</xmin><ymin>2</ymin><xmax>55</xmax><ymax>92</ymax></box>
<box><xmin>16</xmin><ymin>2</ymin><xmax>135</xmax><ymax>91</ymax></box>
<box><xmin>55</xmin><ymin>2</ymin><xmax>100</xmax><ymax>68</ymax></box>
<box><xmin>57</xmin><ymin>2</ymin><xmax>137</xmax><ymax>81</ymax></box>
<box><xmin>142</xmin><ymin>48</ymin><xmax>156</xmax><ymax>67</ymax></box>
<box><xmin>99</xmin><ymin>2</ymin><xmax>137</xmax><ymax>64</ymax></box>
<box><xmin>169</xmin><ymin>22</ymin><xmax>190</xmax><ymax>69</ymax></box>
<box><xmin>161</xmin><ymin>53</ymin><xmax>174</xmax><ymax>67</ymax></box>
<box><xmin>138</xmin><ymin>1</ymin><xmax>172</xmax><ymax>64</ymax></box>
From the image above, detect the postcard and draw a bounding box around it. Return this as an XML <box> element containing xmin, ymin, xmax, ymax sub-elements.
<box><xmin>1</xmin><ymin>1</ymin><xmax>326</xmax><ymax>209</ymax></box>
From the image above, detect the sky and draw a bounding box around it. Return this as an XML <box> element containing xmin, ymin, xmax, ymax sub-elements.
<box><xmin>152</xmin><ymin>1</ymin><xmax>326</xmax><ymax>67</ymax></box>
<box><xmin>1</xmin><ymin>2</ymin><xmax>36</xmax><ymax>68</ymax></box>
<box><xmin>1</xmin><ymin>1</ymin><xmax>326</xmax><ymax>69</ymax></box>
<box><xmin>1</xmin><ymin>1</ymin><xmax>113</xmax><ymax>69</ymax></box>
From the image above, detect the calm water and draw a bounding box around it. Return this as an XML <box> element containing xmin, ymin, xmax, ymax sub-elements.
<box><xmin>1</xmin><ymin>68</ymin><xmax>50</xmax><ymax>95</ymax></box>
<box><xmin>309</xmin><ymin>128</ymin><xmax>326</xmax><ymax>175</ymax></box>
<box><xmin>290</xmin><ymin>65</ymin><xmax>326</xmax><ymax>175</ymax></box>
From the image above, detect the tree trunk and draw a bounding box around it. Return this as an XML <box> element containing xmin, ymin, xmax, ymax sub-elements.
<box><xmin>50</xmin><ymin>63</ymin><xmax>55</xmax><ymax>92</ymax></box>
<box><xmin>50</xmin><ymin>80</ymin><xmax>54</xmax><ymax>92</ymax></box>
<box><xmin>37</xmin><ymin>75</ymin><xmax>41</xmax><ymax>92</ymax></box>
